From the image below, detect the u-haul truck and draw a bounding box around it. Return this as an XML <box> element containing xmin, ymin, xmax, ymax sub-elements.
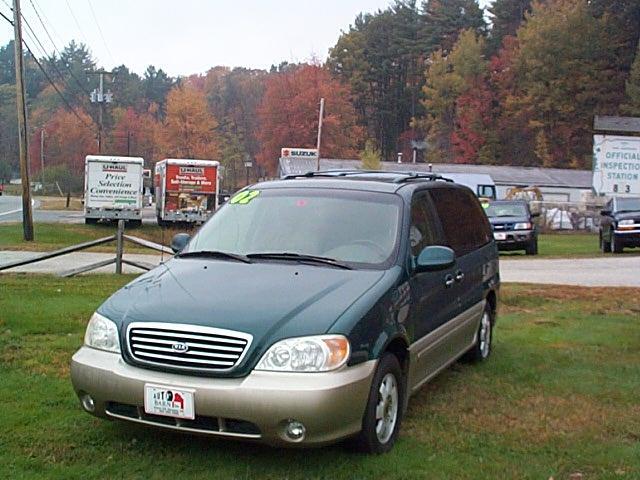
<box><xmin>84</xmin><ymin>155</ymin><xmax>144</xmax><ymax>225</ymax></box>
<box><xmin>154</xmin><ymin>159</ymin><xmax>220</xmax><ymax>225</ymax></box>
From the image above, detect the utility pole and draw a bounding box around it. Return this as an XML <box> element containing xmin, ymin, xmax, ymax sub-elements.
<box><xmin>40</xmin><ymin>129</ymin><xmax>45</xmax><ymax>189</ymax></box>
<box><xmin>316</xmin><ymin>97</ymin><xmax>325</xmax><ymax>171</ymax></box>
<box><xmin>87</xmin><ymin>70</ymin><xmax>114</xmax><ymax>153</ymax></box>
<box><xmin>13</xmin><ymin>0</ymin><xmax>33</xmax><ymax>241</ymax></box>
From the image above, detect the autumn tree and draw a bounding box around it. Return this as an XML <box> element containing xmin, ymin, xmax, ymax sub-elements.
<box><xmin>415</xmin><ymin>29</ymin><xmax>491</xmax><ymax>163</ymax></box>
<box><xmin>486</xmin><ymin>0</ymin><xmax>533</xmax><ymax>55</ymax></box>
<box><xmin>420</xmin><ymin>0</ymin><xmax>486</xmax><ymax>54</ymax></box>
<box><xmin>623</xmin><ymin>40</ymin><xmax>640</xmax><ymax>116</ymax></box>
<box><xmin>256</xmin><ymin>64</ymin><xmax>363</xmax><ymax>173</ymax></box>
<box><xmin>158</xmin><ymin>84</ymin><xmax>219</xmax><ymax>160</ymax></box>
<box><xmin>510</xmin><ymin>0</ymin><xmax>623</xmax><ymax>168</ymax></box>
<box><xmin>108</xmin><ymin>107</ymin><xmax>159</xmax><ymax>164</ymax></box>
<box><xmin>29</xmin><ymin>108</ymin><xmax>96</xmax><ymax>192</ymax></box>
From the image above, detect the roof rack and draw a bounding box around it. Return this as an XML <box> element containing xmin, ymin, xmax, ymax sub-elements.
<box><xmin>282</xmin><ymin>170</ymin><xmax>453</xmax><ymax>183</ymax></box>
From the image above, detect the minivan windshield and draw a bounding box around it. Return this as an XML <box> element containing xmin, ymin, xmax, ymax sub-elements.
<box><xmin>185</xmin><ymin>188</ymin><xmax>402</xmax><ymax>268</ymax></box>
<box><xmin>485</xmin><ymin>202</ymin><xmax>527</xmax><ymax>217</ymax></box>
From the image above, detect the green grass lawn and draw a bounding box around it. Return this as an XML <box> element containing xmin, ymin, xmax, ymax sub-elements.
<box><xmin>0</xmin><ymin>223</ymin><xmax>193</xmax><ymax>253</ymax></box>
<box><xmin>0</xmin><ymin>275</ymin><xmax>638</xmax><ymax>479</ymax></box>
<box><xmin>0</xmin><ymin>223</ymin><xmax>626</xmax><ymax>258</ymax></box>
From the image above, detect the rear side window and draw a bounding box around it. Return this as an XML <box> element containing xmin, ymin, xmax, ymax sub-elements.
<box><xmin>428</xmin><ymin>188</ymin><xmax>492</xmax><ymax>256</ymax></box>
<box><xmin>409</xmin><ymin>193</ymin><xmax>439</xmax><ymax>257</ymax></box>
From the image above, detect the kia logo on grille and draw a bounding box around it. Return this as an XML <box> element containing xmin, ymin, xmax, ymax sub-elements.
<box><xmin>171</xmin><ymin>342</ymin><xmax>189</xmax><ymax>353</ymax></box>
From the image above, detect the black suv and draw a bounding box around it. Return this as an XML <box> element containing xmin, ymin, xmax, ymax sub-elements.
<box><xmin>484</xmin><ymin>200</ymin><xmax>539</xmax><ymax>255</ymax></box>
<box><xmin>71</xmin><ymin>170</ymin><xmax>500</xmax><ymax>453</ymax></box>
<box><xmin>600</xmin><ymin>197</ymin><xmax>640</xmax><ymax>253</ymax></box>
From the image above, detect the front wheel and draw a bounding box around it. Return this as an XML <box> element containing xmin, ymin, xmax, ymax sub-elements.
<box><xmin>611</xmin><ymin>233</ymin><xmax>624</xmax><ymax>254</ymax></box>
<box><xmin>352</xmin><ymin>354</ymin><xmax>404</xmax><ymax>454</ymax></box>
<box><xmin>525</xmin><ymin>239</ymin><xmax>538</xmax><ymax>255</ymax></box>
<box><xmin>463</xmin><ymin>305</ymin><xmax>494</xmax><ymax>363</ymax></box>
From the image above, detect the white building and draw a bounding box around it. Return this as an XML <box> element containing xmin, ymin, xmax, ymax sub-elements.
<box><xmin>278</xmin><ymin>158</ymin><xmax>593</xmax><ymax>203</ymax></box>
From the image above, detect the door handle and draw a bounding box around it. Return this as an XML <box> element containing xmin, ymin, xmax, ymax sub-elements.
<box><xmin>455</xmin><ymin>270</ymin><xmax>465</xmax><ymax>282</ymax></box>
<box><xmin>444</xmin><ymin>274</ymin><xmax>454</xmax><ymax>288</ymax></box>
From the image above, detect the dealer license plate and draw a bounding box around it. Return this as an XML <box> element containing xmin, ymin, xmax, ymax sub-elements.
<box><xmin>144</xmin><ymin>384</ymin><xmax>195</xmax><ymax>419</ymax></box>
<box><xmin>493</xmin><ymin>232</ymin><xmax>507</xmax><ymax>240</ymax></box>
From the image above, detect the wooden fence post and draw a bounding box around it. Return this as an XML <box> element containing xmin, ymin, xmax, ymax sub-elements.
<box><xmin>115</xmin><ymin>220</ymin><xmax>124</xmax><ymax>274</ymax></box>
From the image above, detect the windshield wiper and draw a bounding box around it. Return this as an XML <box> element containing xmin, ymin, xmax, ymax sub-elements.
<box><xmin>492</xmin><ymin>214</ymin><xmax>521</xmax><ymax>217</ymax></box>
<box><xmin>175</xmin><ymin>250</ymin><xmax>252</xmax><ymax>264</ymax></box>
<box><xmin>247</xmin><ymin>252</ymin><xmax>352</xmax><ymax>270</ymax></box>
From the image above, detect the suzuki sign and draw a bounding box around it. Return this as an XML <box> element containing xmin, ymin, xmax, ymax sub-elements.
<box><xmin>281</xmin><ymin>148</ymin><xmax>319</xmax><ymax>160</ymax></box>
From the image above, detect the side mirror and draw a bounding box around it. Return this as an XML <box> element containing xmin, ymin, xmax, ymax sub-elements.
<box><xmin>415</xmin><ymin>246</ymin><xmax>455</xmax><ymax>272</ymax></box>
<box><xmin>170</xmin><ymin>233</ymin><xmax>191</xmax><ymax>253</ymax></box>
<box><xmin>600</xmin><ymin>209</ymin><xmax>611</xmax><ymax>216</ymax></box>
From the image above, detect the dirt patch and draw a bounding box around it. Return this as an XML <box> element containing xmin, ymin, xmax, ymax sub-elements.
<box><xmin>36</xmin><ymin>196</ymin><xmax>84</xmax><ymax>211</ymax></box>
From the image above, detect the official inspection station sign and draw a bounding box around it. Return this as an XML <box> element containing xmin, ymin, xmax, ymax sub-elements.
<box><xmin>593</xmin><ymin>135</ymin><xmax>640</xmax><ymax>195</ymax></box>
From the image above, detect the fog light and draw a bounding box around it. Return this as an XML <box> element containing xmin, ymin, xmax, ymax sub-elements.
<box><xmin>80</xmin><ymin>393</ymin><xmax>95</xmax><ymax>412</ymax></box>
<box><xmin>284</xmin><ymin>420</ymin><xmax>306</xmax><ymax>442</ymax></box>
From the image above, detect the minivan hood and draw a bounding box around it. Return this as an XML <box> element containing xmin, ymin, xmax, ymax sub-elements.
<box><xmin>99</xmin><ymin>257</ymin><xmax>386</xmax><ymax>374</ymax></box>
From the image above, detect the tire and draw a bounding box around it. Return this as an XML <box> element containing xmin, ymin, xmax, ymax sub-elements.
<box><xmin>352</xmin><ymin>354</ymin><xmax>404</xmax><ymax>454</ymax></box>
<box><xmin>611</xmin><ymin>233</ymin><xmax>624</xmax><ymax>254</ymax></box>
<box><xmin>127</xmin><ymin>219</ymin><xmax>142</xmax><ymax>228</ymax></box>
<box><xmin>463</xmin><ymin>304</ymin><xmax>494</xmax><ymax>363</ymax></box>
<box><xmin>600</xmin><ymin>231</ymin><xmax>611</xmax><ymax>253</ymax></box>
<box><xmin>525</xmin><ymin>239</ymin><xmax>538</xmax><ymax>255</ymax></box>
<box><xmin>84</xmin><ymin>217</ymin><xmax>98</xmax><ymax>225</ymax></box>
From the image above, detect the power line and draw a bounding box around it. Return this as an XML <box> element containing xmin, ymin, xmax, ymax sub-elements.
<box><xmin>86</xmin><ymin>0</ymin><xmax>114</xmax><ymax>65</ymax></box>
<box><xmin>64</xmin><ymin>0</ymin><xmax>89</xmax><ymax>47</ymax></box>
<box><xmin>3</xmin><ymin>2</ymin><xmax>93</xmax><ymax>99</ymax></box>
<box><xmin>28</xmin><ymin>0</ymin><xmax>91</xmax><ymax>95</ymax></box>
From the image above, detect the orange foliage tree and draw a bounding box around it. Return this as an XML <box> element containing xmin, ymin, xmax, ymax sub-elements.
<box><xmin>108</xmin><ymin>107</ymin><xmax>160</xmax><ymax>166</ymax></box>
<box><xmin>30</xmin><ymin>107</ymin><xmax>96</xmax><ymax>177</ymax></box>
<box><xmin>158</xmin><ymin>84</ymin><xmax>219</xmax><ymax>159</ymax></box>
<box><xmin>256</xmin><ymin>65</ymin><xmax>363</xmax><ymax>173</ymax></box>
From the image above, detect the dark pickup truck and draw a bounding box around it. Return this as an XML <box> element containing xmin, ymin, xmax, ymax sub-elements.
<box><xmin>484</xmin><ymin>200</ymin><xmax>538</xmax><ymax>255</ymax></box>
<box><xmin>600</xmin><ymin>197</ymin><xmax>640</xmax><ymax>253</ymax></box>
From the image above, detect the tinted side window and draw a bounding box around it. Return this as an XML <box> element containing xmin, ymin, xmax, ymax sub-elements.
<box><xmin>409</xmin><ymin>193</ymin><xmax>439</xmax><ymax>257</ymax></box>
<box><xmin>429</xmin><ymin>188</ymin><xmax>492</xmax><ymax>256</ymax></box>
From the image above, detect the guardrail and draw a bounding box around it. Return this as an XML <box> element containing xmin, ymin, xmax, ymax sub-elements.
<box><xmin>0</xmin><ymin>220</ymin><xmax>172</xmax><ymax>277</ymax></box>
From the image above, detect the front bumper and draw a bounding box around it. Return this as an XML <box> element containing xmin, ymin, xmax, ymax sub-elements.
<box><xmin>71</xmin><ymin>347</ymin><xmax>375</xmax><ymax>446</ymax></box>
<box><xmin>614</xmin><ymin>229</ymin><xmax>640</xmax><ymax>247</ymax></box>
<box><xmin>493</xmin><ymin>230</ymin><xmax>534</xmax><ymax>251</ymax></box>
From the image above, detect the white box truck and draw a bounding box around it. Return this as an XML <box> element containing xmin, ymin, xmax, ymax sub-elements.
<box><xmin>84</xmin><ymin>155</ymin><xmax>144</xmax><ymax>226</ymax></box>
<box><xmin>154</xmin><ymin>159</ymin><xmax>220</xmax><ymax>225</ymax></box>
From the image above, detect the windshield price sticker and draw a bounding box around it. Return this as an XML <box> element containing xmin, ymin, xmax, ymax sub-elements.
<box><xmin>230</xmin><ymin>190</ymin><xmax>260</xmax><ymax>205</ymax></box>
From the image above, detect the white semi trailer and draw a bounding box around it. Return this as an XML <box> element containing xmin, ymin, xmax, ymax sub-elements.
<box><xmin>84</xmin><ymin>155</ymin><xmax>144</xmax><ymax>226</ymax></box>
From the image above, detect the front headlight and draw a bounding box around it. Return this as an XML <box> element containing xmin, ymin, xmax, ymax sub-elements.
<box><xmin>618</xmin><ymin>219</ymin><xmax>634</xmax><ymax>226</ymax></box>
<box><xmin>84</xmin><ymin>312</ymin><xmax>120</xmax><ymax>353</ymax></box>
<box><xmin>255</xmin><ymin>335</ymin><xmax>350</xmax><ymax>372</ymax></box>
<box><xmin>513</xmin><ymin>222</ymin><xmax>532</xmax><ymax>230</ymax></box>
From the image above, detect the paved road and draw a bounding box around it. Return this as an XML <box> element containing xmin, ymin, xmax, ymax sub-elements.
<box><xmin>0</xmin><ymin>250</ymin><xmax>166</xmax><ymax>274</ymax></box>
<box><xmin>1</xmin><ymin>249</ymin><xmax>639</xmax><ymax>287</ymax></box>
<box><xmin>499</xmin><ymin>256</ymin><xmax>640</xmax><ymax>287</ymax></box>
<box><xmin>0</xmin><ymin>194</ymin><xmax>156</xmax><ymax>224</ymax></box>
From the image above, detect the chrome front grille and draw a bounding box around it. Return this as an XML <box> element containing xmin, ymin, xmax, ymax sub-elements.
<box><xmin>127</xmin><ymin>322</ymin><xmax>252</xmax><ymax>372</ymax></box>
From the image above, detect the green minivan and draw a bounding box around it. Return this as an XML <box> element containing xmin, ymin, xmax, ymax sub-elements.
<box><xmin>71</xmin><ymin>171</ymin><xmax>500</xmax><ymax>453</ymax></box>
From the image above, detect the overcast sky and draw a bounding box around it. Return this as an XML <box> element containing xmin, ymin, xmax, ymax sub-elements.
<box><xmin>0</xmin><ymin>0</ymin><xmax>491</xmax><ymax>77</ymax></box>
